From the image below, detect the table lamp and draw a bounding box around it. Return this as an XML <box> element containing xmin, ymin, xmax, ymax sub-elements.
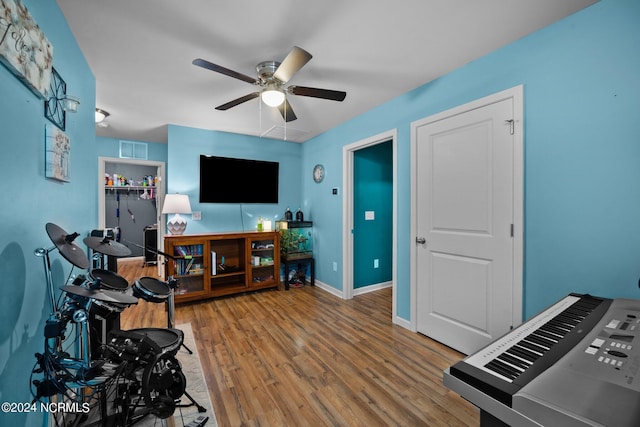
<box><xmin>162</xmin><ymin>194</ymin><xmax>192</xmax><ymax>235</ymax></box>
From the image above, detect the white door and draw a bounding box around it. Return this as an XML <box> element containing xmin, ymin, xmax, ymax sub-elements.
<box><xmin>414</xmin><ymin>91</ymin><xmax>521</xmax><ymax>355</ymax></box>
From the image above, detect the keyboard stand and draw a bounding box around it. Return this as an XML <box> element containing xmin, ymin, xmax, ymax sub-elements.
<box><xmin>443</xmin><ymin>368</ymin><xmax>543</xmax><ymax>427</ymax></box>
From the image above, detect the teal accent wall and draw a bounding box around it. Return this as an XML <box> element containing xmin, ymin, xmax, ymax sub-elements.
<box><xmin>302</xmin><ymin>0</ymin><xmax>640</xmax><ymax>320</ymax></box>
<box><xmin>0</xmin><ymin>1</ymin><xmax>96</xmax><ymax>426</ymax></box>
<box><xmin>353</xmin><ymin>141</ymin><xmax>393</xmax><ymax>288</ymax></box>
<box><xmin>166</xmin><ymin>125</ymin><xmax>302</xmax><ymax>233</ymax></box>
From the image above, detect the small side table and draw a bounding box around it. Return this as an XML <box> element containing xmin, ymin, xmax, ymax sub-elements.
<box><xmin>282</xmin><ymin>255</ymin><xmax>315</xmax><ymax>290</ymax></box>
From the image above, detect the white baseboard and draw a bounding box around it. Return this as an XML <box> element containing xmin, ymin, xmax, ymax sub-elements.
<box><xmin>352</xmin><ymin>281</ymin><xmax>392</xmax><ymax>296</ymax></box>
<box><xmin>313</xmin><ymin>279</ymin><xmax>344</xmax><ymax>299</ymax></box>
<box><xmin>393</xmin><ymin>315</ymin><xmax>413</xmax><ymax>331</ymax></box>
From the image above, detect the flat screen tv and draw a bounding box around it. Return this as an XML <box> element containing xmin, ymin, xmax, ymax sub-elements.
<box><xmin>199</xmin><ymin>155</ymin><xmax>279</xmax><ymax>203</ymax></box>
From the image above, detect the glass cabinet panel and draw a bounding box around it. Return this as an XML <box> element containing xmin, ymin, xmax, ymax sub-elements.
<box><xmin>249</xmin><ymin>237</ymin><xmax>277</xmax><ymax>288</ymax></box>
<box><xmin>168</xmin><ymin>242</ymin><xmax>205</xmax><ymax>296</ymax></box>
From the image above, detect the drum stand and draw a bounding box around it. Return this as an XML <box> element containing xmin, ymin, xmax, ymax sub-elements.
<box><xmin>164</xmin><ymin>279</ymin><xmax>207</xmax><ymax>415</ymax></box>
<box><xmin>31</xmin><ymin>245</ymin><xmax>64</xmax><ymax>405</ymax></box>
<box><xmin>33</xmin><ymin>246</ymin><xmax>101</xmax><ymax>418</ymax></box>
<box><xmin>34</xmin><ymin>243</ymin><xmax>74</xmax><ymax>318</ymax></box>
<box><xmin>166</xmin><ymin>277</ymin><xmax>193</xmax><ymax>355</ymax></box>
<box><xmin>34</xmin><ymin>243</ymin><xmax>93</xmax><ymax>370</ymax></box>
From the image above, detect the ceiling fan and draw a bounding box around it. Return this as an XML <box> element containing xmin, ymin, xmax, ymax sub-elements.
<box><xmin>192</xmin><ymin>46</ymin><xmax>346</xmax><ymax>122</ymax></box>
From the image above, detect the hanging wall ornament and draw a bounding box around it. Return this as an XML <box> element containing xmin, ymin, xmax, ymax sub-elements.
<box><xmin>44</xmin><ymin>67</ymin><xmax>66</xmax><ymax>130</ymax></box>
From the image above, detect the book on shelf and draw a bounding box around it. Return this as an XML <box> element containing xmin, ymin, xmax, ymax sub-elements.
<box><xmin>174</xmin><ymin>245</ymin><xmax>203</xmax><ymax>256</ymax></box>
<box><xmin>184</xmin><ymin>257</ymin><xmax>194</xmax><ymax>274</ymax></box>
<box><xmin>174</xmin><ymin>258</ymin><xmax>202</xmax><ymax>276</ymax></box>
<box><xmin>188</xmin><ymin>267</ymin><xmax>204</xmax><ymax>275</ymax></box>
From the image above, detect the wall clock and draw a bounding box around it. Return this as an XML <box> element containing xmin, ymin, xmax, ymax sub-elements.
<box><xmin>44</xmin><ymin>67</ymin><xmax>67</xmax><ymax>131</ymax></box>
<box><xmin>313</xmin><ymin>164</ymin><xmax>325</xmax><ymax>183</ymax></box>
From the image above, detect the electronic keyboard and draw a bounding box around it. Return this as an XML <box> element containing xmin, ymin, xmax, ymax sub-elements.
<box><xmin>444</xmin><ymin>293</ymin><xmax>640</xmax><ymax>426</ymax></box>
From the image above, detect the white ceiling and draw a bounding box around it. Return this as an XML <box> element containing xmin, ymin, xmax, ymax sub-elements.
<box><xmin>57</xmin><ymin>0</ymin><xmax>597</xmax><ymax>143</ymax></box>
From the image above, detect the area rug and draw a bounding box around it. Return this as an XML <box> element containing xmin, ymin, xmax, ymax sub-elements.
<box><xmin>139</xmin><ymin>322</ymin><xmax>217</xmax><ymax>427</ymax></box>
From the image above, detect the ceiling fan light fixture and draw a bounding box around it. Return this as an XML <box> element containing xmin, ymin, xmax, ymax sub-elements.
<box><xmin>193</xmin><ymin>46</ymin><xmax>346</xmax><ymax>123</ymax></box>
<box><xmin>261</xmin><ymin>89</ymin><xmax>285</xmax><ymax>107</ymax></box>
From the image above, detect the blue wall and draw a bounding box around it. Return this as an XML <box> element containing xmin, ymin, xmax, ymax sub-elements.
<box><xmin>166</xmin><ymin>125</ymin><xmax>302</xmax><ymax>233</ymax></box>
<box><xmin>0</xmin><ymin>1</ymin><xmax>96</xmax><ymax>426</ymax></box>
<box><xmin>353</xmin><ymin>141</ymin><xmax>393</xmax><ymax>288</ymax></box>
<box><xmin>302</xmin><ymin>0</ymin><xmax>640</xmax><ymax>320</ymax></box>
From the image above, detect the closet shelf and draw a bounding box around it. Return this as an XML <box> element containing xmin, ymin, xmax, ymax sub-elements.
<box><xmin>105</xmin><ymin>186</ymin><xmax>157</xmax><ymax>190</ymax></box>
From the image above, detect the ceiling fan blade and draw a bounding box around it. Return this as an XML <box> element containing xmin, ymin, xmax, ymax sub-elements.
<box><xmin>277</xmin><ymin>99</ymin><xmax>297</xmax><ymax>122</ymax></box>
<box><xmin>215</xmin><ymin>92</ymin><xmax>260</xmax><ymax>110</ymax></box>
<box><xmin>288</xmin><ymin>85</ymin><xmax>347</xmax><ymax>101</ymax></box>
<box><xmin>273</xmin><ymin>46</ymin><xmax>312</xmax><ymax>84</ymax></box>
<box><xmin>193</xmin><ymin>58</ymin><xmax>258</xmax><ymax>85</ymax></box>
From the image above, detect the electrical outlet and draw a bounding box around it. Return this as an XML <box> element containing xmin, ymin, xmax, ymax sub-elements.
<box><xmin>374</xmin><ymin>259</ymin><xmax>379</xmax><ymax>268</ymax></box>
<box><xmin>333</xmin><ymin>261</ymin><xmax>338</xmax><ymax>272</ymax></box>
<box><xmin>192</xmin><ymin>211</ymin><xmax>202</xmax><ymax>221</ymax></box>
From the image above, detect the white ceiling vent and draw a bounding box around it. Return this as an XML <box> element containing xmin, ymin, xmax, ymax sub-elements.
<box><xmin>260</xmin><ymin>125</ymin><xmax>309</xmax><ymax>143</ymax></box>
<box><xmin>119</xmin><ymin>140</ymin><xmax>148</xmax><ymax>159</ymax></box>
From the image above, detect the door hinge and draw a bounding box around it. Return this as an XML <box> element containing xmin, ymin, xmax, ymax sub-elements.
<box><xmin>505</xmin><ymin>119</ymin><xmax>515</xmax><ymax>135</ymax></box>
<box><xmin>510</xmin><ymin>224</ymin><xmax>514</xmax><ymax>237</ymax></box>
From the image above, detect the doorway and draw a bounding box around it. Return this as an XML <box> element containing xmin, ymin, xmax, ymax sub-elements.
<box><xmin>98</xmin><ymin>157</ymin><xmax>166</xmax><ymax>276</ymax></box>
<box><xmin>353</xmin><ymin>141</ymin><xmax>393</xmax><ymax>290</ymax></box>
<box><xmin>342</xmin><ymin>130</ymin><xmax>398</xmax><ymax>320</ymax></box>
<box><xmin>410</xmin><ymin>86</ymin><xmax>523</xmax><ymax>355</ymax></box>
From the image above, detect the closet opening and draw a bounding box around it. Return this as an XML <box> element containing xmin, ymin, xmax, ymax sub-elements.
<box><xmin>98</xmin><ymin>157</ymin><xmax>166</xmax><ymax>276</ymax></box>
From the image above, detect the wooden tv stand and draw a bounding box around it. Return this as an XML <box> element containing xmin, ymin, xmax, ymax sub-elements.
<box><xmin>164</xmin><ymin>231</ymin><xmax>281</xmax><ymax>303</ymax></box>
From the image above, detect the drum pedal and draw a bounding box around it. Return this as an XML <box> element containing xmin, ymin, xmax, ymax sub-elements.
<box><xmin>184</xmin><ymin>415</ymin><xmax>208</xmax><ymax>427</ymax></box>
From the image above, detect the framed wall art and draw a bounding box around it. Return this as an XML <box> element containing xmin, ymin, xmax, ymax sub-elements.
<box><xmin>0</xmin><ymin>0</ymin><xmax>53</xmax><ymax>99</ymax></box>
<box><xmin>45</xmin><ymin>124</ymin><xmax>70</xmax><ymax>182</ymax></box>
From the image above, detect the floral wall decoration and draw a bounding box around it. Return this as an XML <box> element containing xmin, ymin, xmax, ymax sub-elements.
<box><xmin>45</xmin><ymin>124</ymin><xmax>70</xmax><ymax>182</ymax></box>
<box><xmin>0</xmin><ymin>0</ymin><xmax>53</xmax><ymax>99</ymax></box>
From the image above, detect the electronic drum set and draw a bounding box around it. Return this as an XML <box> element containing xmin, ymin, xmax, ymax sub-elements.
<box><xmin>32</xmin><ymin>223</ymin><xmax>206</xmax><ymax>426</ymax></box>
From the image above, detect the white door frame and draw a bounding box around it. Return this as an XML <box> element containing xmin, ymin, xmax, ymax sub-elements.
<box><xmin>409</xmin><ymin>85</ymin><xmax>524</xmax><ymax>332</ymax></box>
<box><xmin>342</xmin><ymin>129</ymin><xmax>398</xmax><ymax>320</ymax></box>
<box><xmin>98</xmin><ymin>156</ymin><xmax>166</xmax><ymax>276</ymax></box>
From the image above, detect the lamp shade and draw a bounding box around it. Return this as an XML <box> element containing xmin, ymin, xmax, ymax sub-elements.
<box><xmin>162</xmin><ymin>194</ymin><xmax>192</xmax><ymax>214</ymax></box>
<box><xmin>162</xmin><ymin>194</ymin><xmax>192</xmax><ymax>235</ymax></box>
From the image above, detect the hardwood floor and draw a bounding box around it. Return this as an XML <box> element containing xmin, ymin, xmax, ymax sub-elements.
<box><xmin>118</xmin><ymin>259</ymin><xmax>479</xmax><ymax>426</ymax></box>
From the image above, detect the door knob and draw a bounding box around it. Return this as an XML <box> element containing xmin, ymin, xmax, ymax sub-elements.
<box><xmin>416</xmin><ymin>237</ymin><xmax>426</xmax><ymax>245</ymax></box>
